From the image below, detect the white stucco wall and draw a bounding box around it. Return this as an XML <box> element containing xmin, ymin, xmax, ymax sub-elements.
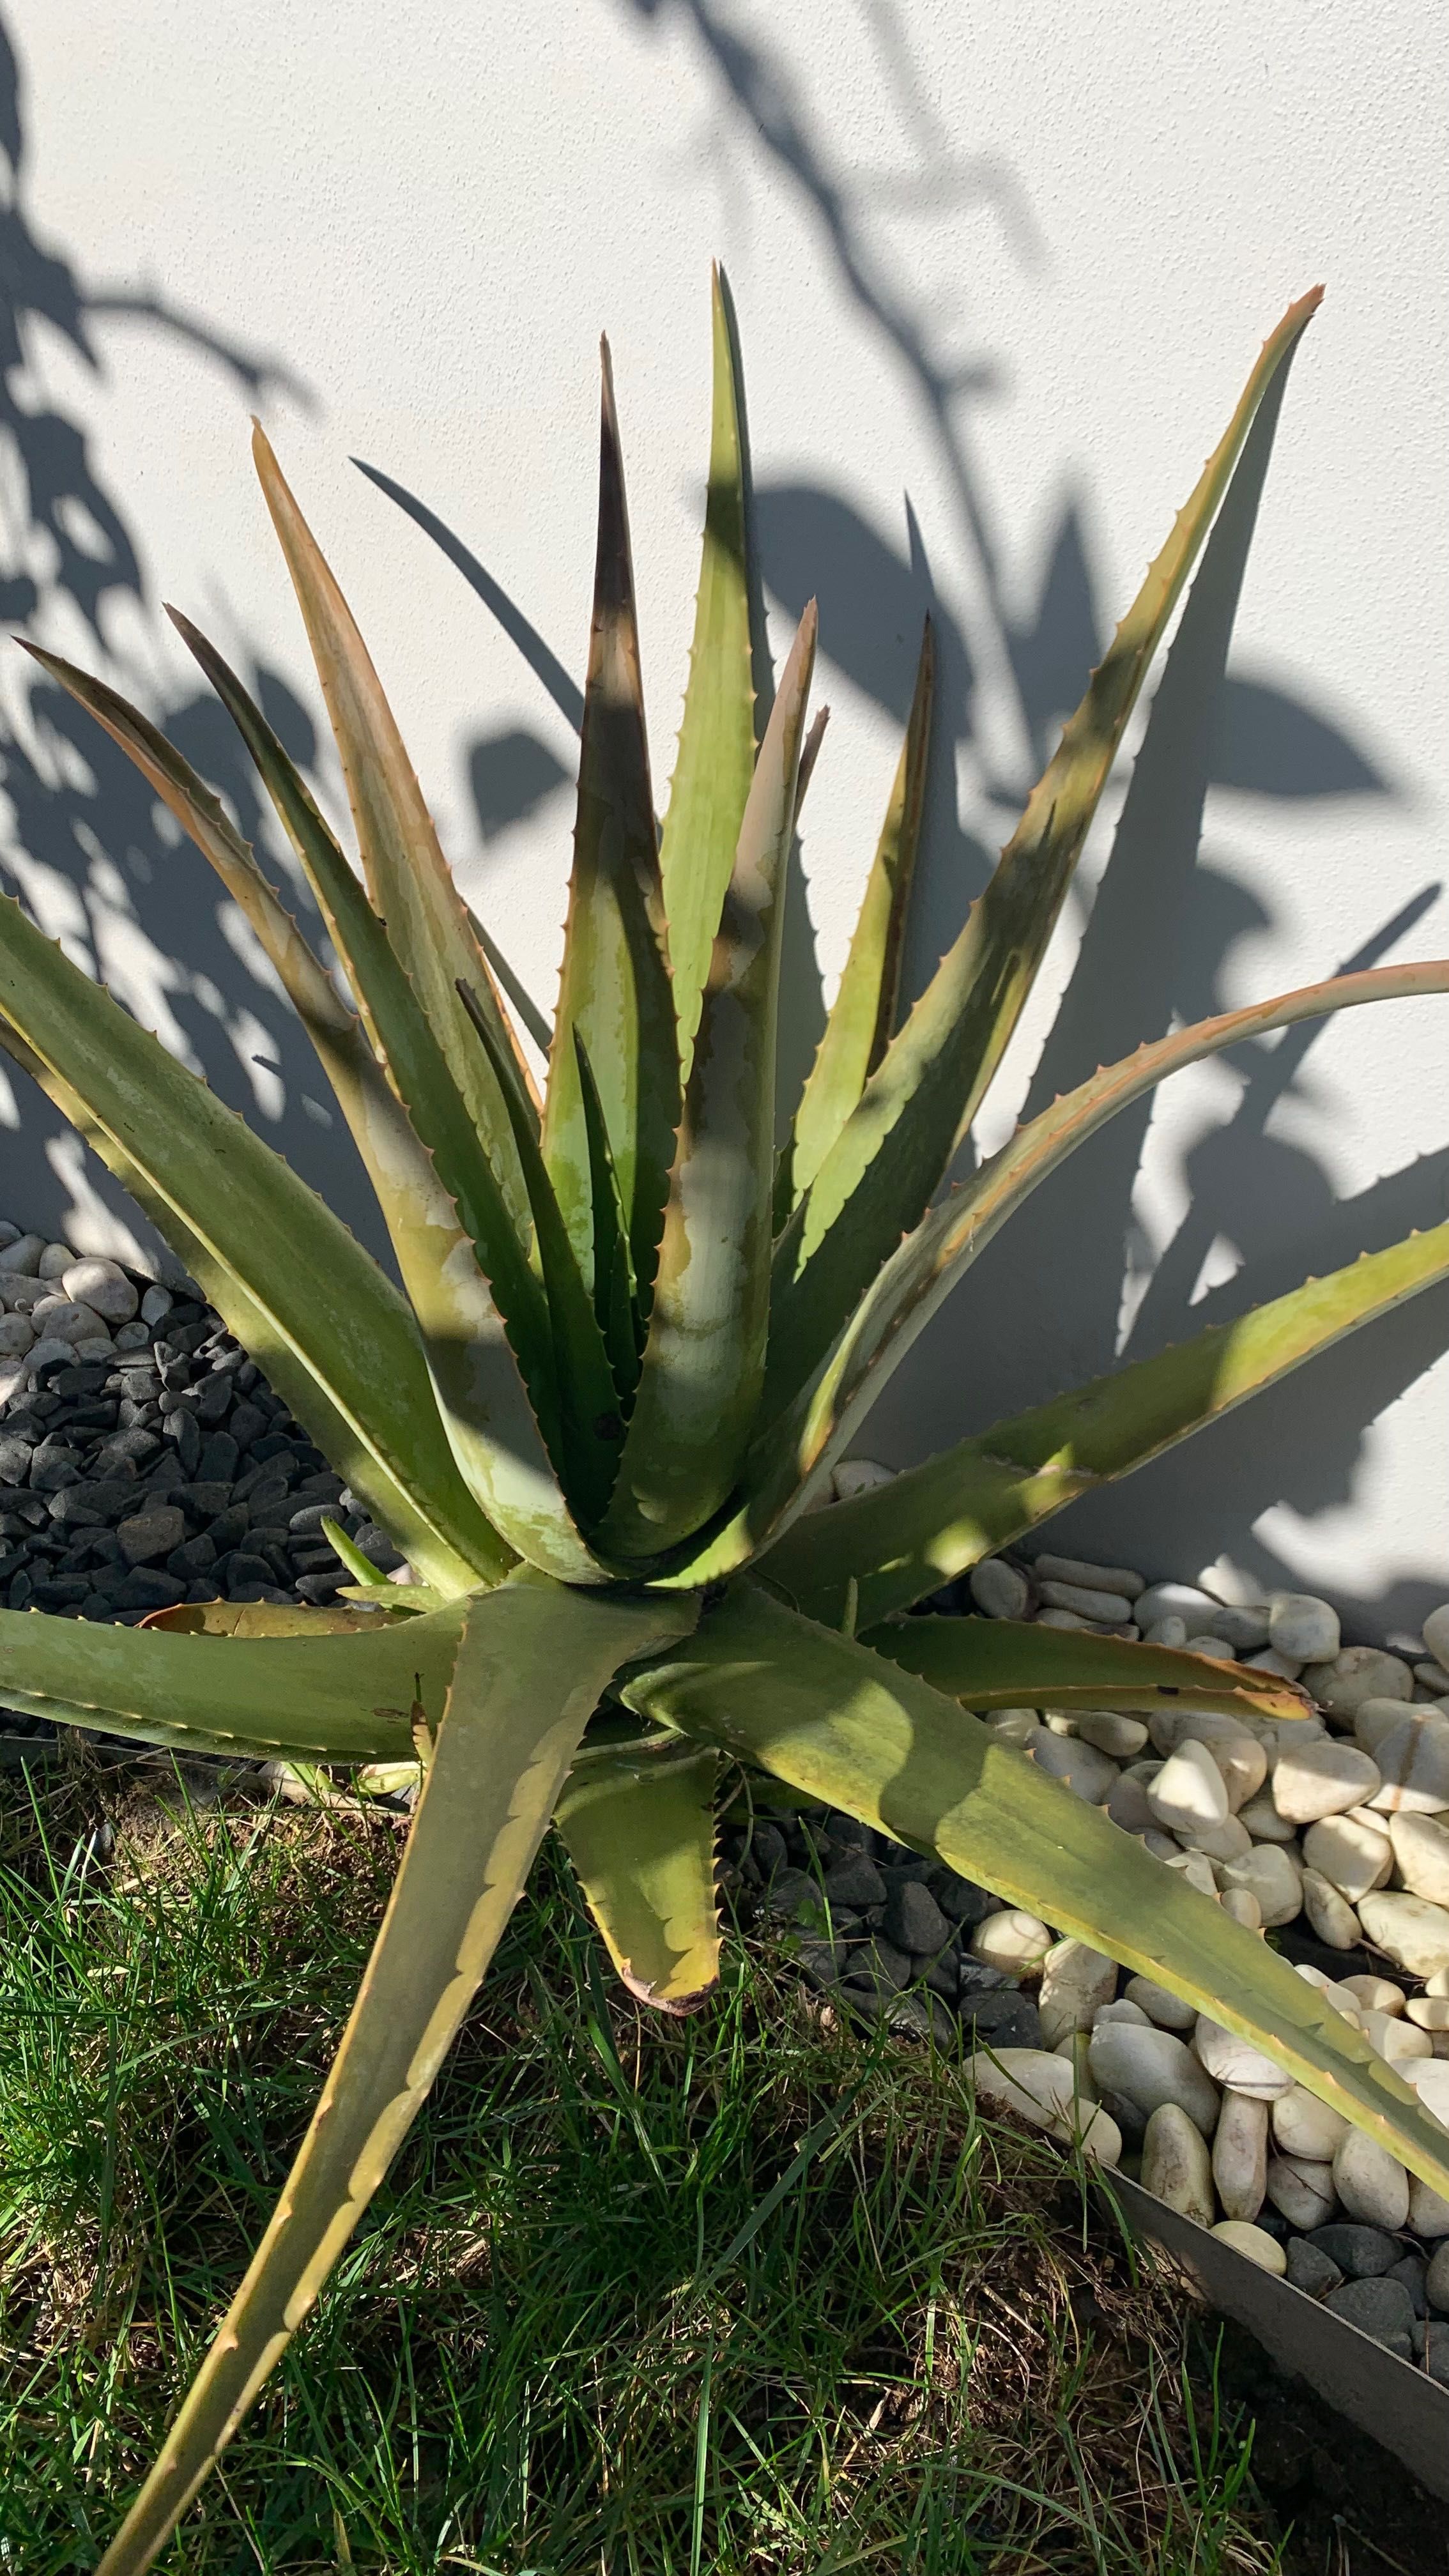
<box><xmin>1</xmin><ymin>1</ymin><xmax>1445</xmax><ymax>1629</ymax></box>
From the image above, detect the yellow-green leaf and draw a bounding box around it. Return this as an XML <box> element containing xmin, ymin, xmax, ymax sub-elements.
<box><xmin>556</xmin><ymin>1738</ymin><xmax>722</xmax><ymax>2011</ymax></box>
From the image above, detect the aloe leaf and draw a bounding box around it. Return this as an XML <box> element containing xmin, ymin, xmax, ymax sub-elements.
<box><xmin>762</xmin><ymin>1215</ymin><xmax>1449</xmax><ymax>1628</ymax></box>
<box><xmin>0</xmin><ymin>904</ymin><xmax>514</xmax><ymax>1595</ymax></box>
<box><xmin>541</xmin><ymin>338</ymin><xmax>677</xmax><ymax>1318</ymax></box>
<box><xmin>764</xmin><ymin>291</ymin><xmax>1324</xmax><ymax>1419</ymax></box>
<box><xmin>469</xmin><ymin>908</ymin><xmax>553</xmax><ymax>1054</ymax></box>
<box><xmin>95</xmin><ymin>1577</ymin><xmax>693</xmax><ymax>2576</ymax></box>
<box><xmin>161</xmin><ymin>616</ymin><xmax>590</xmax><ymax>1567</ymax></box>
<box><xmin>785</xmin><ymin>618</ymin><xmax>934</xmax><ymax>1207</ymax></box>
<box><xmin>598</xmin><ymin>605</ymin><xmax>817</xmax><ymax>1560</ymax></box>
<box><xmin>250</xmin><ymin>425</ymin><xmax>540</xmax><ymax>1213</ymax></box>
<box><xmin>556</xmin><ymin>1737</ymin><xmax>722</xmax><ymax>2011</ymax></box>
<box><xmin>658</xmin><ymin>266</ymin><xmax>758</xmax><ymax>1093</ymax></box>
<box><xmin>626</xmin><ymin>1584</ymin><xmax>1449</xmax><ymax>2202</ymax></box>
<box><xmin>457</xmin><ymin>979</ymin><xmax>621</xmax><ymax>1524</ymax></box>
<box><xmin>864</xmin><ymin>1615</ymin><xmax>1308</xmax><ymax>1723</ymax></box>
<box><xmin>574</xmin><ymin>1030</ymin><xmax>641</xmax><ymax>1394</ymax></box>
<box><xmin>141</xmin><ymin>1601</ymin><xmax>395</xmax><ymax>1638</ymax></box>
<box><xmin>730</xmin><ymin>957</ymin><xmax>1449</xmax><ymax>1573</ymax></box>
<box><xmin>0</xmin><ymin>1597</ymin><xmax>468</xmax><ymax>1763</ymax></box>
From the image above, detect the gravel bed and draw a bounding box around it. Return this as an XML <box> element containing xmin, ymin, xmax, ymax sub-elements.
<box><xmin>4</xmin><ymin>1221</ymin><xmax>1449</xmax><ymax>2384</ymax></box>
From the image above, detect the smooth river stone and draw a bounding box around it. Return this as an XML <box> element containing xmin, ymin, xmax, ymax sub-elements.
<box><xmin>1075</xmin><ymin>1710</ymin><xmax>1149</xmax><ymax>1759</ymax></box>
<box><xmin>1236</xmin><ymin>1789</ymin><xmax>1299</xmax><ymax>1844</ymax></box>
<box><xmin>1029</xmin><ymin>1733</ymin><xmax>1120</xmax><ymax>1804</ymax></box>
<box><xmin>1105</xmin><ymin>1773</ymin><xmax>1155</xmax><ymax>1834</ymax></box>
<box><xmin>1406</xmin><ymin>1998</ymin><xmax>1449</xmax><ymax>2033</ymax></box>
<box><xmin>1271</xmin><ymin>1736</ymin><xmax>1381</xmax><ymax>1824</ymax></box>
<box><xmin>969</xmin><ymin>2046</ymin><xmax>1121</xmax><ymax>2163</ymax></box>
<box><xmin>970</xmin><ymin>1910</ymin><xmax>1054</xmax><ymax>1974</ymax></box>
<box><xmin>57</xmin><ymin>1254</ymin><xmax>138</xmax><ymax>1322</ymax></box>
<box><xmin>1140</xmin><ymin>2101</ymin><xmax>1215</xmax><ymax>2222</ymax></box>
<box><xmin>1388</xmin><ymin>1811</ymin><xmax>1449</xmax><ymax>1908</ymax></box>
<box><xmin>985</xmin><ymin>1710</ymin><xmax>1043</xmax><ymax>1750</ymax></box>
<box><xmin>1220</xmin><ymin>1887</ymin><xmax>1264</xmax><ymax>1931</ymax></box>
<box><xmin>1124</xmin><ymin>1974</ymin><xmax>1198</xmax><ymax>2032</ymax></box>
<box><xmin>1301</xmin><ymin>1647</ymin><xmax>1413</xmax><ymax>1721</ymax></box>
<box><xmin>1342</xmin><ymin>1974</ymin><xmax>1406</xmax><ymax>2017</ymax></box>
<box><xmin>1301</xmin><ymin>1868</ymin><xmax>1361</xmax><ymax>1951</ymax></box>
<box><xmin>1409</xmin><ymin>2175</ymin><xmax>1449</xmax><ymax>2238</ymax></box>
<box><xmin>1268</xmin><ymin>1592</ymin><xmax>1339</xmax><ymax>1663</ymax></box>
<box><xmin>1148</xmin><ymin>1740</ymin><xmax>1229</xmax><ymax>1834</ymax></box>
<box><xmin>1356</xmin><ymin>1696</ymin><xmax>1427</xmax><ymax>1757</ymax></box>
<box><xmin>1405</xmin><ymin>2060</ymin><xmax>1449</xmax><ymax>2129</ymax></box>
<box><xmin>1357</xmin><ymin>1892</ymin><xmax>1449</xmax><ymax>1978</ymax></box>
<box><xmin>1218</xmin><ymin>1844</ymin><xmax>1303</xmax><ymax>1928</ymax></box>
<box><xmin>1422</xmin><ymin>1605</ymin><xmax>1449</xmax><ymax>1672</ymax></box>
<box><xmin>1209</xmin><ymin>2220</ymin><xmax>1286</xmax><ymax>2274</ymax></box>
<box><xmin>1135</xmin><ymin>1582</ymin><xmax>1220</xmax><ymax>1631</ymax></box>
<box><xmin>1036</xmin><ymin>1578</ymin><xmax>1133</xmax><ymax>1623</ymax></box>
<box><xmin>1301</xmin><ymin>1812</ymin><xmax>1392</xmax><ymax>1903</ymax></box>
<box><xmin>1212</xmin><ymin>2090</ymin><xmax>1268</xmax><ymax>2220</ymax></box>
<box><xmin>1193</xmin><ymin>2015</ymin><xmax>1294</xmax><ymax>2099</ymax></box>
<box><xmin>1162</xmin><ymin>1850</ymin><xmax>1219</xmax><ymax>1899</ymax></box>
<box><xmin>1038</xmin><ymin>1940</ymin><xmax>1119</xmax><ymax>2047</ymax></box>
<box><xmin>1332</xmin><ymin>2128</ymin><xmax>1410</xmax><ymax>2230</ymax></box>
<box><xmin>1088</xmin><ymin>2023</ymin><xmax>1220</xmax><ymax>2135</ymax></box>
<box><xmin>1174</xmin><ymin>1813</ymin><xmax>1252</xmax><ymax>1864</ymax></box>
<box><xmin>1265</xmin><ymin>2151</ymin><xmax>1337</xmax><ymax>2230</ymax></box>
<box><xmin>1272</xmin><ymin>2083</ymin><xmax>1349</xmax><ymax>2162</ymax></box>
<box><xmin>1033</xmin><ymin>1551</ymin><xmax>1144</xmax><ymax>1600</ymax></box>
<box><xmin>1365</xmin><ymin>1715</ymin><xmax>1449</xmax><ymax>1815</ymax></box>
<box><xmin>1358</xmin><ymin>2009</ymin><xmax>1430</xmax><ymax>2066</ymax></box>
<box><xmin>969</xmin><ymin>1557</ymin><xmax>1031</xmax><ymax>1620</ymax></box>
<box><xmin>1094</xmin><ymin>1998</ymin><xmax>1151</xmax><ymax>2029</ymax></box>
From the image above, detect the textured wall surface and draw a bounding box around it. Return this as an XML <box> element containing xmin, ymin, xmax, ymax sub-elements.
<box><xmin>1</xmin><ymin>0</ymin><xmax>1445</xmax><ymax>1625</ymax></box>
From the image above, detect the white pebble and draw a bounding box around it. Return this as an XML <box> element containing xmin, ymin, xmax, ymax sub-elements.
<box><xmin>1303</xmin><ymin>1646</ymin><xmax>1413</xmax><ymax>1721</ymax></box>
<box><xmin>1105</xmin><ymin>1773</ymin><xmax>1155</xmax><ymax>1834</ymax></box>
<box><xmin>1220</xmin><ymin>1887</ymin><xmax>1264</xmax><ymax>1931</ymax></box>
<box><xmin>985</xmin><ymin>1709</ymin><xmax>1043</xmax><ymax>1750</ymax></box>
<box><xmin>1387</xmin><ymin>1810</ymin><xmax>1449</xmax><ymax>1907</ymax></box>
<box><xmin>1094</xmin><ymin>1997</ymin><xmax>1151</xmax><ymax>2028</ymax></box>
<box><xmin>1268</xmin><ymin>1592</ymin><xmax>1340</xmax><ymax>1664</ymax></box>
<box><xmin>1409</xmin><ymin>2174</ymin><xmax>1449</xmax><ymax>2237</ymax></box>
<box><xmin>1124</xmin><ymin>1975</ymin><xmax>1198</xmax><ymax>2032</ymax></box>
<box><xmin>1209</xmin><ymin>2220</ymin><xmax>1286</xmax><ymax>2274</ymax></box>
<box><xmin>58</xmin><ymin>1254</ymin><xmax>138</xmax><ymax>1322</ymax></box>
<box><xmin>1301</xmin><ymin>1812</ymin><xmax>1392</xmax><ymax>1904</ymax></box>
<box><xmin>1148</xmin><ymin>1740</ymin><xmax>1229</xmax><ymax>1834</ymax></box>
<box><xmin>1404</xmin><ymin>2059</ymin><xmax>1449</xmax><ymax>2128</ymax></box>
<box><xmin>1149</xmin><ymin>1712</ymin><xmax>1266</xmax><ymax>1811</ymax></box>
<box><xmin>1212</xmin><ymin>2089</ymin><xmax>1268</xmax><ymax>2220</ymax></box>
<box><xmin>1087</xmin><ymin>2023</ymin><xmax>1221</xmax><ymax>2135</ymax></box>
<box><xmin>1140</xmin><ymin>2101</ymin><xmax>1215</xmax><ymax>2222</ymax></box>
<box><xmin>1332</xmin><ymin>2128</ymin><xmax>1410</xmax><ymax>2229</ymax></box>
<box><xmin>1428</xmin><ymin>1966</ymin><xmax>1449</xmax><ymax>1997</ymax></box>
<box><xmin>1075</xmin><ymin>1710</ymin><xmax>1149</xmax><ymax>1759</ymax></box>
<box><xmin>1271</xmin><ymin>2084</ymin><xmax>1349</xmax><ymax>2161</ymax></box>
<box><xmin>1028</xmin><ymin>1733</ymin><xmax>1120</xmax><ymax>1804</ymax></box>
<box><xmin>1036</xmin><ymin>1578</ymin><xmax>1133</xmax><ymax>1623</ymax></box>
<box><xmin>1423</xmin><ymin>1605</ymin><xmax>1449</xmax><ymax>1671</ymax></box>
<box><xmin>1206</xmin><ymin>1602</ymin><xmax>1273</xmax><ymax>1653</ymax></box>
<box><xmin>1236</xmin><ymin>1790</ymin><xmax>1299</xmax><ymax>1844</ymax></box>
<box><xmin>1301</xmin><ymin>1869</ymin><xmax>1361</xmax><ymax>1951</ymax></box>
<box><xmin>1341</xmin><ymin>1974</ymin><xmax>1406</xmax><ymax>2018</ymax></box>
<box><xmin>1135</xmin><ymin>1583</ymin><xmax>1220</xmax><ymax>1630</ymax></box>
<box><xmin>970</xmin><ymin>1910</ymin><xmax>1054</xmax><ymax>1974</ymax></box>
<box><xmin>1193</xmin><ymin>2016</ymin><xmax>1293</xmax><ymax>2100</ymax></box>
<box><xmin>1271</xmin><ymin>1736</ymin><xmax>1381</xmax><ymax>1825</ymax></box>
<box><xmin>1243</xmin><ymin>1647</ymin><xmax>1305</xmax><ymax>1681</ymax></box>
<box><xmin>1354</xmin><ymin>1696</ymin><xmax>1427</xmax><ymax>1757</ymax></box>
<box><xmin>1033</xmin><ymin>1552</ymin><xmax>1144</xmax><ymax>1601</ymax></box>
<box><xmin>1366</xmin><ymin>1714</ymin><xmax>1449</xmax><ymax>1814</ymax></box>
<box><xmin>1264</xmin><ymin>2152</ymin><xmax>1337</xmax><ymax>2230</ymax></box>
<box><xmin>1163</xmin><ymin>1850</ymin><xmax>1220</xmax><ymax>1899</ymax></box>
<box><xmin>1358</xmin><ymin>2009</ymin><xmax>1430</xmax><ymax>2065</ymax></box>
<box><xmin>1144</xmin><ymin>1616</ymin><xmax>1190</xmax><ymax>1648</ymax></box>
<box><xmin>832</xmin><ymin>1457</ymin><xmax>894</xmax><ymax>1502</ymax></box>
<box><xmin>0</xmin><ymin>1232</ymin><xmax>45</xmax><ymax>1274</ymax></box>
<box><xmin>1406</xmin><ymin>1998</ymin><xmax>1449</xmax><ymax>2033</ymax></box>
<box><xmin>0</xmin><ymin>1313</ymin><xmax>34</xmax><ymax>1356</ymax></box>
<box><xmin>969</xmin><ymin>2046</ymin><xmax>1120</xmax><ymax>2163</ymax></box>
<box><xmin>1218</xmin><ymin>1844</ymin><xmax>1303</xmax><ymax>1928</ymax></box>
<box><xmin>1186</xmin><ymin>1636</ymin><xmax>1238</xmax><ymax>1662</ymax></box>
<box><xmin>37</xmin><ymin>1240</ymin><xmax>75</xmax><ymax>1277</ymax></box>
<box><xmin>1038</xmin><ymin>1940</ymin><xmax>1119</xmax><ymax>2047</ymax></box>
<box><xmin>1356</xmin><ymin>1892</ymin><xmax>1449</xmax><ymax>1979</ymax></box>
<box><xmin>1034</xmin><ymin>1607</ymin><xmax>1093</xmax><ymax>1631</ymax></box>
<box><xmin>1175</xmin><ymin>1814</ymin><xmax>1252</xmax><ymax>1864</ymax></box>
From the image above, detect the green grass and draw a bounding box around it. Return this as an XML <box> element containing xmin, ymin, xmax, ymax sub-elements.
<box><xmin>0</xmin><ymin>1754</ymin><xmax>1279</xmax><ymax>2573</ymax></box>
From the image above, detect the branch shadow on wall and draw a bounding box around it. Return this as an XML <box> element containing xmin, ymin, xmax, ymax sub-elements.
<box><xmin>620</xmin><ymin>0</ymin><xmax>1448</xmax><ymax>1627</ymax></box>
<box><xmin>0</xmin><ymin>13</ymin><xmax>387</xmax><ymax>1271</ymax></box>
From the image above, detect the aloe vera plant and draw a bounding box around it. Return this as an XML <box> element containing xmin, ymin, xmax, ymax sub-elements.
<box><xmin>4</xmin><ymin>273</ymin><xmax>1449</xmax><ymax>2567</ymax></box>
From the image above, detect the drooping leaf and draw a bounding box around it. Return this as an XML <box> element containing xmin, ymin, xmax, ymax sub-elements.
<box><xmin>598</xmin><ymin>605</ymin><xmax>817</xmax><ymax>1560</ymax></box>
<box><xmin>785</xmin><ymin>617</ymin><xmax>933</xmax><ymax>1207</ymax></box>
<box><xmin>723</xmin><ymin>956</ymin><xmax>1449</xmax><ymax>1575</ymax></box>
<box><xmin>0</xmin><ymin>900</ymin><xmax>512</xmax><ymax>1594</ymax></box>
<box><xmin>556</xmin><ymin>1736</ymin><xmax>722</xmax><ymax>2011</ymax></box>
<box><xmin>164</xmin><ymin>614</ymin><xmax>590</xmax><ymax>1571</ymax></box>
<box><xmin>251</xmin><ymin>424</ymin><xmax>541</xmax><ymax>1209</ymax></box>
<box><xmin>864</xmin><ymin>1615</ymin><xmax>1308</xmax><ymax>1723</ymax></box>
<box><xmin>761</xmin><ymin>1213</ymin><xmax>1449</xmax><ymax>1629</ymax></box>
<box><xmin>541</xmin><ymin>337</ymin><xmax>677</xmax><ymax>1319</ymax></box>
<box><xmin>657</xmin><ymin>266</ymin><xmax>758</xmax><ymax>1093</ymax></box>
<box><xmin>626</xmin><ymin>1584</ymin><xmax>1449</xmax><ymax>2200</ymax></box>
<box><xmin>95</xmin><ymin>1577</ymin><xmax>694</xmax><ymax>2576</ymax></box>
<box><xmin>763</xmin><ymin>291</ymin><xmax>1324</xmax><ymax>1420</ymax></box>
<box><xmin>0</xmin><ymin>1597</ymin><xmax>468</xmax><ymax>1763</ymax></box>
<box><xmin>140</xmin><ymin>1600</ymin><xmax>394</xmax><ymax>1638</ymax></box>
